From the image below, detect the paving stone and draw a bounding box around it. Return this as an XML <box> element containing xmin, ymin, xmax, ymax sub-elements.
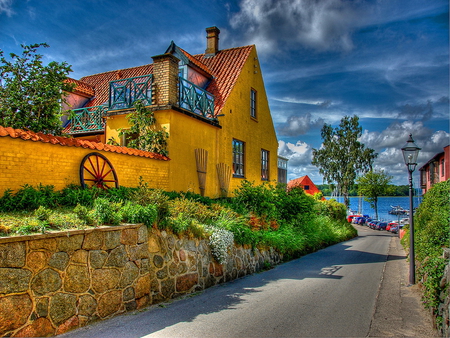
<box><xmin>56</xmin><ymin>235</ymin><xmax>84</xmax><ymax>252</ymax></box>
<box><xmin>48</xmin><ymin>251</ymin><xmax>69</xmax><ymax>271</ymax></box>
<box><xmin>119</xmin><ymin>261</ymin><xmax>139</xmax><ymax>288</ymax></box>
<box><xmin>89</xmin><ymin>250</ymin><xmax>108</xmax><ymax>269</ymax></box>
<box><xmin>92</xmin><ymin>268</ymin><xmax>120</xmax><ymax>293</ymax></box>
<box><xmin>0</xmin><ymin>268</ymin><xmax>32</xmax><ymax>293</ymax></box>
<box><xmin>105</xmin><ymin>245</ymin><xmax>127</xmax><ymax>267</ymax></box>
<box><xmin>0</xmin><ymin>242</ymin><xmax>26</xmax><ymax>267</ymax></box>
<box><xmin>0</xmin><ymin>294</ymin><xmax>33</xmax><ymax>335</ymax></box>
<box><xmin>12</xmin><ymin>317</ymin><xmax>54</xmax><ymax>337</ymax></box>
<box><xmin>64</xmin><ymin>265</ymin><xmax>90</xmax><ymax>293</ymax></box>
<box><xmin>97</xmin><ymin>290</ymin><xmax>122</xmax><ymax>318</ymax></box>
<box><xmin>78</xmin><ymin>294</ymin><xmax>97</xmax><ymax>317</ymax></box>
<box><xmin>49</xmin><ymin>293</ymin><xmax>77</xmax><ymax>326</ymax></box>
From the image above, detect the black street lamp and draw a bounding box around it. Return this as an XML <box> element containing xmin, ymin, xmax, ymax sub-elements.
<box><xmin>401</xmin><ymin>134</ymin><xmax>421</xmax><ymax>285</ymax></box>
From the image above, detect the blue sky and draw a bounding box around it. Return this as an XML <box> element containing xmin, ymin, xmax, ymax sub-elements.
<box><xmin>1</xmin><ymin>0</ymin><xmax>448</xmax><ymax>186</ymax></box>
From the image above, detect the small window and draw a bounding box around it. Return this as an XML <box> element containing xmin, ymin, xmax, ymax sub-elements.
<box><xmin>304</xmin><ymin>185</ymin><xmax>310</xmax><ymax>190</ymax></box>
<box><xmin>121</xmin><ymin>131</ymin><xmax>139</xmax><ymax>148</ymax></box>
<box><xmin>233</xmin><ymin>139</ymin><xmax>245</xmax><ymax>178</ymax></box>
<box><xmin>441</xmin><ymin>159</ymin><xmax>445</xmax><ymax>177</ymax></box>
<box><xmin>250</xmin><ymin>89</ymin><xmax>257</xmax><ymax>119</ymax></box>
<box><xmin>261</xmin><ymin>149</ymin><xmax>269</xmax><ymax>180</ymax></box>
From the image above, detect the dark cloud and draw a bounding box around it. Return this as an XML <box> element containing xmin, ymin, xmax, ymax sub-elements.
<box><xmin>396</xmin><ymin>100</ymin><xmax>434</xmax><ymax>121</ymax></box>
<box><xmin>230</xmin><ymin>0</ymin><xmax>365</xmax><ymax>54</ymax></box>
<box><xmin>279</xmin><ymin>113</ymin><xmax>324</xmax><ymax>136</ymax></box>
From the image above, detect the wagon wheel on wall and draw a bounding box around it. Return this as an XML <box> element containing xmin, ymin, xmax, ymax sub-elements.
<box><xmin>80</xmin><ymin>152</ymin><xmax>119</xmax><ymax>189</ymax></box>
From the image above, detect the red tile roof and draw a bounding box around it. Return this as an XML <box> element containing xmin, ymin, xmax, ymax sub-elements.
<box><xmin>195</xmin><ymin>45</ymin><xmax>254</xmax><ymax>115</ymax></box>
<box><xmin>0</xmin><ymin>126</ymin><xmax>169</xmax><ymax>161</ymax></box>
<box><xmin>74</xmin><ymin>45</ymin><xmax>253</xmax><ymax>116</ymax></box>
<box><xmin>65</xmin><ymin>78</ymin><xmax>95</xmax><ymax>97</ymax></box>
<box><xmin>80</xmin><ymin>64</ymin><xmax>154</xmax><ymax>108</ymax></box>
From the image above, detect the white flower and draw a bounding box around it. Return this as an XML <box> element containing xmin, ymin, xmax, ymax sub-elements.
<box><xmin>207</xmin><ymin>226</ymin><xmax>234</xmax><ymax>264</ymax></box>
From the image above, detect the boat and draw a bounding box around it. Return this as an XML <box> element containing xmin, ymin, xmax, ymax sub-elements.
<box><xmin>388</xmin><ymin>205</ymin><xmax>408</xmax><ymax>215</ymax></box>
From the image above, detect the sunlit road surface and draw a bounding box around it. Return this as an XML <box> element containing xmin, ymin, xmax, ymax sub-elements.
<box><xmin>61</xmin><ymin>227</ymin><xmax>392</xmax><ymax>338</ymax></box>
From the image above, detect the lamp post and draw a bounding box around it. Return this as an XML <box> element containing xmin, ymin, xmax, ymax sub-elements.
<box><xmin>401</xmin><ymin>134</ymin><xmax>421</xmax><ymax>285</ymax></box>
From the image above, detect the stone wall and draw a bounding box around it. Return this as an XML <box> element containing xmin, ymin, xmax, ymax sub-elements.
<box><xmin>0</xmin><ymin>224</ymin><xmax>282</xmax><ymax>337</ymax></box>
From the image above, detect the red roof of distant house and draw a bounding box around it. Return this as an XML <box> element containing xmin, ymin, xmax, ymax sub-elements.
<box><xmin>287</xmin><ymin>175</ymin><xmax>325</xmax><ymax>199</ymax></box>
<box><xmin>0</xmin><ymin>126</ymin><xmax>169</xmax><ymax>161</ymax></box>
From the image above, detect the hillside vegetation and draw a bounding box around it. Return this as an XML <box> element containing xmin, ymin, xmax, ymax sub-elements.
<box><xmin>0</xmin><ymin>180</ymin><xmax>356</xmax><ymax>261</ymax></box>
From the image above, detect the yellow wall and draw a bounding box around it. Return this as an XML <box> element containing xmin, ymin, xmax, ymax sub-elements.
<box><xmin>0</xmin><ymin>136</ymin><xmax>169</xmax><ymax>194</ymax></box>
<box><xmin>217</xmin><ymin>47</ymin><xmax>279</xmax><ymax>193</ymax></box>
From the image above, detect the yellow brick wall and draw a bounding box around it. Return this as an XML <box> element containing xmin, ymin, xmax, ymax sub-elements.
<box><xmin>0</xmin><ymin>136</ymin><xmax>169</xmax><ymax>194</ymax></box>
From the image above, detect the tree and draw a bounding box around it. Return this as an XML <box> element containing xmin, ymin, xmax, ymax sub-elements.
<box><xmin>0</xmin><ymin>43</ymin><xmax>74</xmax><ymax>135</ymax></box>
<box><xmin>115</xmin><ymin>100</ymin><xmax>169</xmax><ymax>156</ymax></box>
<box><xmin>356</xmin><ymin>170</ymin><xmax>393</xmax><ymax>219</ymax></box>
<box><xmin>312</xmin><ymin>115</ymin><xmax>377</xmax><ymax>209</ymax></box>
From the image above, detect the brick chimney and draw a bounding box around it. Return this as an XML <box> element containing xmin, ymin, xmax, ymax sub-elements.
<box><xmin>205</xmin><ymin>26</ymin><xmax>220</xmax><ymax>57</ymax></box>
<box><xmin>151</xmin><ymin>53</ymin><xmax>180</xmax><ymax>106</ymax></box>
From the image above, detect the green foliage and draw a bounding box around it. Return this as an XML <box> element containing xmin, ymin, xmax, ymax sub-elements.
<box><xmin>312</xmin><ymin>115</ymin><xmax>377</xmax><ymax>208</ymax></box>
<box><xmin>60</xmin><ymin>184</ymin><xmax>100</xmax><ymax>207</ymax></box>
<box><xmin>120</xmin><ymin>201</ymin><xmax>157</xmax><ymax>227</ymax></box>
<box><xmin>402</xmin><ymin>180</ymin><xmax>449</xmax><ymax>322</ymax></box>
<box><xmin>73</xmin><ymin>204</ymin><xmax>91</xmax><ymax>224</ymax></box>
<box><xmin>0</xmin><ymin>43</ymin><xmax>74</xmax><ymax>135</ymax></box>
<box><xmin>0</xmin><ymin>184</ymin><xmax>58</xmax><ymax>211</ymax></box>
<box><xmin>129</xmin><ymin>179</ymin><xmax>170</xmax><ymax>225</ymax></box>
<box><xmin>91</xmin><ymin>198</ymin><xmax>122</xmax><ymax>226</ymax></box>
<box><xmin>315</xmin><ymin>198</ymin><xmax>347</xmax><ymax>221</ymax></box>
<box><xmin>34</xmin><ymin>206</ymin><xmax>52</xmax><ymax>221</ymax></box>
<box><xmin>356</xmin><ymin>170</ymin><xmax>393</xmax><ymax>219</ymax></box>
<box><xmin>118</xmin><ymin>100</ymin><xmax>169</xmax><ymax>156</ymax></box>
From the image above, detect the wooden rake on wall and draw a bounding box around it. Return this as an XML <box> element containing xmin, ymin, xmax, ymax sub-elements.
<box><xmin>195</xmin><ymin>148</ymin><xmax>208</xmax><ymax>196</ymax></box>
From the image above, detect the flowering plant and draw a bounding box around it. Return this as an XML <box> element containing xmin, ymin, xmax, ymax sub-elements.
<box><xmin>207</xmin><ymin>226</ymin><xmax>234</xmax><ymax>264</ymax></box>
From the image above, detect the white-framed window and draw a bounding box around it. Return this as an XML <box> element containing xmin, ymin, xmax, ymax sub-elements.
<box><xmin>261</xmin><ymin>149</ymin><xmax>269</xmax><ymax>180</ymax></box>
<box><xmin>233</xmin><ymin>139</ymin><xmax>245</xmax><ymax>177</ymax></box>
<box><xmin>250</xmin><ymin>88</ymin><xmax>257</xmax><ymax>119</ymax></box>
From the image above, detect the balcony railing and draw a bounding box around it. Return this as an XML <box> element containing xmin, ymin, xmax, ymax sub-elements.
<box><xmin>109</xmin><ymin>75</ymin><xmax>153</xmax><ymax>111</ymax></box>
<box><xmin>179</xmin><ymin>77</ymin><xmax>215</xmax><ymax>120</ymax></box>
<box><xmin>69</xmin><ymin>106</ymin><xmax>107</xmax><ymax>134</ymax></box>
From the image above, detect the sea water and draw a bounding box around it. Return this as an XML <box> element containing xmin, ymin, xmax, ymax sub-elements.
<box><xmin>326</xmin><ymin>196</ymin><xmax>423</xmax><ymax>222</ymax></box>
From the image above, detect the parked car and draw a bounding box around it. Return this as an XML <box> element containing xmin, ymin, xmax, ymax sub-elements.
<box><xmin>368</xmin><ymin>220</ymin><xmax>380</xmax><ymax>229</ymax></box>
<box><xmin>375</xmin><ymin>222</ymin><xmax>388</xmax><ymax>231</ymax></box>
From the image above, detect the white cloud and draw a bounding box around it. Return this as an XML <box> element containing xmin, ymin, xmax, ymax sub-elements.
<box><xmin>279</xmin><ymin>112</ymin><xmax>324</xmax><ymax>136</ymax></box>
<box><xmin>230</xmin><ymin>0</ymin><xmax>364</xmax><ymax>54</ymax></box>
<box><xmin>0</xmin><ymin>0</ymin><xmax>14</xmax><ymax>16</ymax></box>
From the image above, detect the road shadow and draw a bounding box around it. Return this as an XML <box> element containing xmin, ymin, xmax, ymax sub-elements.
<box><xmin>60</xmin><ymin>231</ymin><xmax>403</xmax><ymax>338</ymax></box>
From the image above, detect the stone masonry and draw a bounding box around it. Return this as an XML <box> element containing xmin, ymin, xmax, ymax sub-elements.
<box><xmin>0</xmin><ymin>224</ymin><xmax>282</xmax><ymax>337</ymax></box>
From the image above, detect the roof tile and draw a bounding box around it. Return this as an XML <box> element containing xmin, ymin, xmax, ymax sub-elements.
<box><xmin>0</xmin><ymin>126</ymin><xmax>169</xmax><ymax>161</ymax></box>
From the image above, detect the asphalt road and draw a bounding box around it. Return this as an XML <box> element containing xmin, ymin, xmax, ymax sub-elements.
<box><xmin>61</xmin><ymin>227</ymin><xmax>394</xmax><ymax>338</ymax></box>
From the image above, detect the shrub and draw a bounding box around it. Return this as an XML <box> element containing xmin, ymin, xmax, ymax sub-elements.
<box><xmin>129</xmin><ymin>180</ymin><xmax>170</xmax><ymax>225</ymax></box>
<box><xmin>73</xmin><ymin>204</ymin><xmax>91</xmax><ymax>224</ymax></box>
<box><xmin>92</xmin><ymin>198</ymin><xmax>122</xmax><ymax>226</ymax></box>
<box><xmin>0</xmin><ymin>184</ymin><xmax>58</xmax><ymax>211</ymax></box>
<box><xmin>315</xmin><ymin>198</ymin><xmax>347</xmax><ymax>221</ymax></box>
<box><xmin>403</xmin><ymin>180</ymin><xmax>450</xmax><ymax>323</ymax></box>
<box><xmin>120</xmin><ymin>201</ymin><xmax>157</xmax><ymax>227</ymax></box>
<box><xmin>59</xmin><ymin>184</ymin><xmax>99</xmax><ymax>207</ymax></box>
<box><xmin>34</xmin><ymin>206</ymin><xmax>52</xmax><ymax>221</ymax></box>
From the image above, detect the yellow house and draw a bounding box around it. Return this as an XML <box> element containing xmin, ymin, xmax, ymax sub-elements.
<box><xmin>64</xmin><ymin>27</ymin><xmax>285</xmax><ymax>197</ymax></box>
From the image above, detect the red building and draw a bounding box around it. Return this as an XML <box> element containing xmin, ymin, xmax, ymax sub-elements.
<box><xmin>287</xmin><ymin>175</ymin><xmax>325</xmax><ymax>200</ymax></box>
<box><xmin>419</xmin><ymin>145</ymin><xmax>449</xmax><ymax>194</ymax></box>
